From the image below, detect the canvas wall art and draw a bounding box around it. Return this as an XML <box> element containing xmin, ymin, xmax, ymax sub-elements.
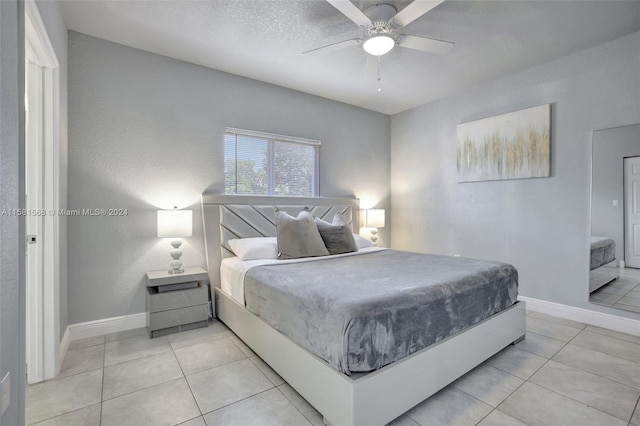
<box><xmin>457</xmin><ymin>104</ymin><xmax>551</xmax><ymax>182</ymax></box>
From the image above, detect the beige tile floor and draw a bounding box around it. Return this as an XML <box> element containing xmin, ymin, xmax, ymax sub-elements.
<box><xmin>591</xmin><ymin>267</ymin><xmax>640</xmax><ymax>313</ymax></box>
<box><xmin>26</xmin><ymin>311</ymin><xmax>640</xmax><ymax>426</ymax></box>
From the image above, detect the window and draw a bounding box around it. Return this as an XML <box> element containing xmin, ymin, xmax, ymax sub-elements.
<box><xmin>224</xmin><ymin>128</ymin><xmax>320</xmax><ymax>196</ymax></box>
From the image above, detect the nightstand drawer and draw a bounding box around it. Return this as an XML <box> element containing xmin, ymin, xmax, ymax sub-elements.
<box><xmin>148</xmin><ymin>304</ymin><xmax>208</xmax><ymax>331</ymax></box>
<box><xmin>147</xmin><ymin>285</ymin><xmax>208</xmax><ymax>313</ymax></box>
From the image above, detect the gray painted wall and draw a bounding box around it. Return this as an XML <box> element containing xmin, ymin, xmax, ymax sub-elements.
<box><xmin>591</xmin><ymin>124</ymin><xmax>640</xmax><ymax>263</ymax></box>
<box><xmin>390</xmin><ymin>31</ymin><xmax>640</xmax><ymax>319</ymax></box>
<box><xmin>34</xmin><ymin>0</ymin><xmax>69</xmax><ymax>340</ymax></box>
<box><xmin>67</xmin><ymin>32</ymin><xmax>390</xmax><ymax>324</ymax></box>
<box><xmin>0</xmin><ymin>0</ymin><xmax>25</xmax><ymax>423</ymax></box>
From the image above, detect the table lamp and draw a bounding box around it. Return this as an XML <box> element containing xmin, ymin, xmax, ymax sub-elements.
<box><xmin>364</xmin><ymin>208</ymin><xmax>385</xmax><ymax>246</ymax></box>
<box><xmin>157</xmin><ymin>208</ymin><xmax>192</xmax><ymax>274</ymax></box>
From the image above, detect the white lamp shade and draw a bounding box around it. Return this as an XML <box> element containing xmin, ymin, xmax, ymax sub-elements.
<box><xmin>365</xmin><ymin>209</ymin><xmax>385</xmax><ymax>228</ymax></box>
<box><xmin>363</xmin><ymin>35</ymin><xmax>395</xmax><ymax>56</ymax></box>
<box><xmin>157</xmin><ymin>209</ymin><xmax>193</xmax><ymax>238</ymax></box>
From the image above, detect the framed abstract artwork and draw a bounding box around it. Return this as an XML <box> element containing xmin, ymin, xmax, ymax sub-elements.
<box><xmin>457</xmin><ymin>104</ymin><xmax>551</xmax><ymax>182</ymax></box>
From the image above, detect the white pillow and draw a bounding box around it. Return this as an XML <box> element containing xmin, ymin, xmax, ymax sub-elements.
<box><xmin>354</xmin><ymin>234</ymin><xmax>373</xmax><ymax>249</ymax></box>
<box><xmin>228</xmin><ymin>237</ymin><xmax>278</xmax><ymax>260</ymax></box>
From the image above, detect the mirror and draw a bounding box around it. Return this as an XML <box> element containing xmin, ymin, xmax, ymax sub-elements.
<box><xmin>589</xmin><ymin>124</ymin><xmax>640</xmax><ymax>313</ymax></box>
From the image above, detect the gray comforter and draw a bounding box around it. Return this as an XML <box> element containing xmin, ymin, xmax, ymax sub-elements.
<box><xmin>243</xmin><ymin>249</ymin><xmax>518</xmax><ymax>375</ymax></box>
<box><xmin>590</xmin><ymin>237</ymin><xmax>616</xmax><ymax>270</ymax></box>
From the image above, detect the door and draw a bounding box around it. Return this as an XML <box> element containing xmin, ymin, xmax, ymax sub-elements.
<box><xmin>624</xmin><ymin>156</ymin><xmax>640</xmax><ymax>268</ymax></box>
<box><xmin>25</xmin><ymin>59</ymin><xmax>45</xmax><ymax>383</ymax></box>
<box><xmin>24</xmin><ymin>0</ymin><xmax>61</xmax><ymax>383</ymax></box>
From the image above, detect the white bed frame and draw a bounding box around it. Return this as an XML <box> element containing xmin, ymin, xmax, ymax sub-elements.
<box><xmin>589</xmin><ymin>260</ymin><xmax>619</xmax><ymax>293</ymax></box>
<box><xmin>201</xmin><ymin>194</ymin><xmax>526</xmax><ymax>426</ymax></box>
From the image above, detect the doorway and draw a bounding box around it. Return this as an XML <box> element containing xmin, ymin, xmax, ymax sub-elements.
<box><xmin>24</xmin><ymin>0</ymin><xmax>61</xmax><ymax>384</ymax></box>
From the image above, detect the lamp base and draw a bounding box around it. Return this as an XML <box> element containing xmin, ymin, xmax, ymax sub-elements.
<box><xmin>370</xmin><ymin>228</ymin><xmax>379</xmax><ymax>247</ymax></box>
<box><xmin>168</xmin><ymin>239</ymin><xmax>184</xmax><ymax>274</ymax></box>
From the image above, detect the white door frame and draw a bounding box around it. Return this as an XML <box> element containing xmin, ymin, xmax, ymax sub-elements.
<box><xmin>25</xmin><ymin>0</ymin><xmax>61</xmax><ymax>383</ymax></box>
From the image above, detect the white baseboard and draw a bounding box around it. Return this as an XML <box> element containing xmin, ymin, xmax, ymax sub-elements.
<box><xmin>519</xmin><ymin>296</ymin><xmax>640</xmax><ymax>337</ymax></box>
<box><xmin>68</xmin><ymin>312</ymin><xmax>146</xmax><ymax>342</ymax></box>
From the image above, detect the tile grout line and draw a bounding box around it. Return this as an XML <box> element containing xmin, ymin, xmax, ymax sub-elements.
<box><xmin>178</xmin><ymin>340</ymin><xmax>254</xmax><ymax>378</ymax></box>
<box><xmin>452</xmin><ymin>377</ymin><xmax>527</xmax><ymax>426</ymax></box>
<box><xmin>171</xmin><ymin>336</ymin><xmax>206</xmax><ymax>421</ymax></box>
<box><xmin>581</xmin><ymin>326</ymin><xmax>640</xmax><ymax>344</ymax></box>
<box><xmin>591</xmin><ymin>275</ymin><xmax>640</xmax><ymax>308</ymax></box>
<box><xmin>612</xmin><ymin>302</ymin><xmax>640</xmax><ymax>313</ymax></box>
<box><xmin>511</xmin><ymin>332</ymin><xmax>566</xmax><ymax>360</ymax></box>
<box><xmin>527</xmin><ymin>312</ymin><xmax>588</xmax><ymax>330</ymax></box>
<box><xmin>415</xmin><ymin>315</ymin><xmax>577</xmax><ymax>426</ymax></box>
<box><xmin>627</xmin><ymin>394</ymin><xmax>640</xmax><ymax>425</ymax></box>
<box><xmin>175</xmin><ymin>330</ymin><xmax>280</xmax><ymax>422</ymax></box>
<box><xmin>204</xmin><ymin>336</ymin><xmax>309</xmax><ymax>420</ymax></box>
<box><xmin>30</xmin><ymin>344</ymin><xmax>107</xmax><ymax>425</ymax></box>
<box><xmin>100</xmin><ymin>351</ymin><xmax>183</xmax><ymax>403</ymax></box>
<box><xmin>34</xmin><ymin>329</ymin><xmax>198</xmax><ymax>425</ymax></box>
<box><xmin>469</xmin><ymin>366</ymin><xmax>535</xmax><ymax>425</ymax></box>
<box><xmin>100</xmin><ymin>342</ymin><xmax>105</xmax><ymax>426</ymax></box>
<box><xmin>529</xmin><ymin>327</ymin><xmax>639</xmax><ymax>423</ymax></box>
<box><xmin>573</xmin><ymin>330</ymin><xmax>640</xmax><ymax>359</ymax></box>
<box><xmin>224</xmin><ymin>330</ymin><xmax>350</xmax><ymax>425</ymax></box>
<box><xmin>100</xmin><ymin>325</ymin><xmax>233</xmax><ymax>423</ymax></box>
<box><xmin>486</xmin><ymin>347</ymin><xmax>547</xmax><ymax>381</ymax></box>
<box><xmin>428</xmin><ymin>360</ymin><xmax>533</xmax><ymax>425</ymax></box>
<box><xmin>274</xmin><ymin>385</ymin><xmax>315</xmax><ymax>426</ymax></box>
<box><xmin>472</xmin><ymin>407</ymin><xmax>498</xmax><ymax>426</ymax></box>
<box><xmin>528</xmin><ymin>368</ymin><xmax>637</xmax><ymax>423</ymax></box>
<box><xmin>473</xmin><ymin>409</ymin><xmax>501</xmax><ymax>426</ymax></box>
<box><xmin>26</xmin><ymin>405</ymin><xmax>96</xmax><ymax>426</ymax></box>
<box><xmin>550</xmin><ymin>344</ymin><xmax>640</xmax><ymax>389</ymax></box>
<box><xmin>200</xmin><ymin>387</ymin><xmax>277</xmax><ymax>419</ymax></box>
<box><xmin>102</xmin><ymin>334</ymin><xmax>197</xmax><ymax>422</ymax></box>
<box><xmin>482</xmin><ymin>355</ymin><xmax>547</xmax><ymax>424</ymax></box>
<box><xmin>479</xmin><ymin>327</ymin><xmax>586</xmax><ymax>425</ymax></box>
<box><xmin>246</xmin><ymin>355</ymin><xmax>283</xmax><ymax>388</ymax></box>
<box><xmin>103</xmin><ymin>346</ymin><xmax>174</xmax><ymax>367</ymax></box>
<box><xmin>469</xmin><ymin>317</ymin><xmax>589</xmax><ymax>426</ymax></box>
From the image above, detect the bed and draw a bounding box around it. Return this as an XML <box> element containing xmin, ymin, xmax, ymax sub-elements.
<box><xmin>201</xmin><ymin>194</ymin><xmax>526</xmax><ymax>426</ymax></box>
<box><xmin>589</xmin><ymin>236</ymin><xmax>619</xmax><ymax>293</ymax></box>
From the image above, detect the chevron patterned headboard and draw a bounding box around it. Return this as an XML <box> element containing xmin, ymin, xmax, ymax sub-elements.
<box><xmin>201</xmin><ymin>194</ymin><xmax>360</xmax><ymax>288</ymax></box>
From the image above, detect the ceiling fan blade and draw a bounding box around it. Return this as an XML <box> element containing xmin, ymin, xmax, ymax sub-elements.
<box><xmin>392</xmin><ymin>0</ymin><xmax>445</xmax><ymax>28</ymax></box>
<box><xmin>302</xmin><ymin>38</ymin><xmax>361</xmax><ymax>55</ymax></box>
<box><xmin>326</xmin><ymin>0</ymin><xmax>372</xmax><ymax>28</ymax></box>
<box><xmin>397</xmin><ymin>34</ymin><xmax>454</xmax><ymax>55</ymax></box>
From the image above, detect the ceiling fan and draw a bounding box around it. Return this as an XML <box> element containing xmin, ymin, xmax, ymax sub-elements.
<box><xmin>304</xmin><ymin>0</ymin><xmax>454</xmax><ymax>57</ymax></box>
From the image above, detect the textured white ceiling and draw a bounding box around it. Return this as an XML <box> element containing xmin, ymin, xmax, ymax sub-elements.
<box><xmin>58</xmin><ymin>0</ymin><xmax>640</xmax><ymax>114</ymax></box>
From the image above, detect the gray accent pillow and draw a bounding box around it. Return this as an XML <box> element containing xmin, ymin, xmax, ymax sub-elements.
<box><xmin>276</xmin><ymin>209</ymin><xmax>330</xmax><ymax>260</ymax></box>
<box><xmin>315</xmin><ymin>212</ymin><xmax>358</xmax><ymax>255</ymax></box>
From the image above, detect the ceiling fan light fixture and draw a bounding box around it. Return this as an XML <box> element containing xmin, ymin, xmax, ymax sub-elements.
<box><xmin>363</xmin><ymin>34</ymin><xmax>395</xmax><ymax>56</ymax></box>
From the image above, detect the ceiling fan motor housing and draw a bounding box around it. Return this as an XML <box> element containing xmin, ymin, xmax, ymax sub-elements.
<box><xmin>363</xmin><ymin>3</ymin><xmax>397</xmax><ymax>24</ymax></box>
<box><xmin>366</xmin><ymin>20</ymin><xmax>392</xmax><ymax>37</ymax></box>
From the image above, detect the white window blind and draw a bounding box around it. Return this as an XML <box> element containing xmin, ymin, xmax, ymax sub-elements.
<box><xmin>224</xmin><ymin>128</ymin><xmax>320</xmax><ymax>196</ymax></box>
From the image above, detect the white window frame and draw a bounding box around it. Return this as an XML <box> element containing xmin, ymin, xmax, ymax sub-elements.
<box><xmin>224</xmin><ymin>127</ymin><xmax>320</xmax><ymax>197</ymax></box>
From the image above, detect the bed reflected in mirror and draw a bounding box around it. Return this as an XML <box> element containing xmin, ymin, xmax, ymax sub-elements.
<box><xmin>589</xmin><ymin>124</ymin><xmax>640</xmax><ymax>313</ymax></box>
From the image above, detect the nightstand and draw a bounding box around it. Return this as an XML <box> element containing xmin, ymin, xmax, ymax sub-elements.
<box><xmin>146</xmin><ymin>266</ymin><xmax>210</xmax><ymax>338</ymax></box>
